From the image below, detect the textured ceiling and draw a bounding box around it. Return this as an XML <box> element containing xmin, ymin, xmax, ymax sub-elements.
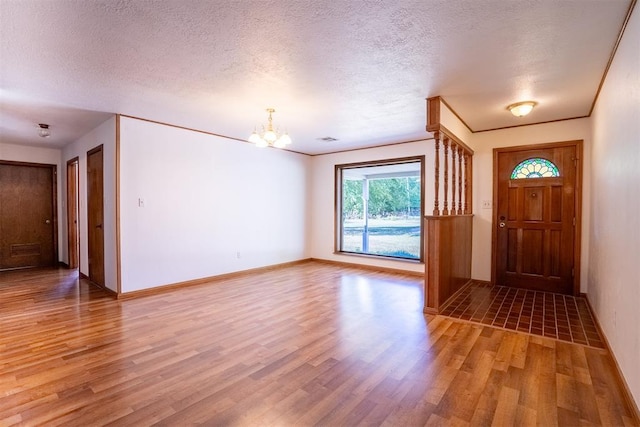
<box><xmin>0</xmin><ymin>0</ymin><xmax>633</xmax><ymax>154</ymax></box>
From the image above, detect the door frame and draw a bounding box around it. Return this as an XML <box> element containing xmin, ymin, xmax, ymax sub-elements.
<box><xmin>0</xmin><ymin>160</ymin><xmax>58</xmax><ymax>268</ymax></box>
<box><xmin>491</xmin><ymin>140</ymin><xmax>583</xmax><ymax>296</ymax></box>
<box><xmin>66</xmin><ymin>157</ymin><xmax>80</xmax><ymax>269</ymax></box>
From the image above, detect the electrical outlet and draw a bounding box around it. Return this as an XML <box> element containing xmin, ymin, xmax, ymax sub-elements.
<box><xmin>481</xmin><ymin>200</ymin><xmax>492</xmax><ymax>209</ymax></box>
<box><xmin>236</xmin><ymin>252</ymin><xmax>241</xmax><ymax>259</ymax></box>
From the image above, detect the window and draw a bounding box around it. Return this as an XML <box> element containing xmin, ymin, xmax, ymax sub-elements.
<box><xmin>336</xmin><ymin>156</ymin><xmax>424</xmax><ymax>261</ymax></box>
<box><xmin>511</xmin><ymin>158</ymin><xmax>560</xmax><ymax>179</ymax></box>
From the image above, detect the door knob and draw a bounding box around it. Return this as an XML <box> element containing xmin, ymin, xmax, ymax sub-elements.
<box><xmin>499</xmin><ymin>222</ymin><xmax>506</xmax><ymax>228</ymax></box>
<box><xmin>45</xmin><ymin>219</ymin><xmax>51</xmax><ymax>224</ymax></box>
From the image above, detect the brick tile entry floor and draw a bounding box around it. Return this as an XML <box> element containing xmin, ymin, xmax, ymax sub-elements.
<box><xmin>440</xmin><ymin>282</ymin><xmax>605</xmax><ymax>348</ymax></box>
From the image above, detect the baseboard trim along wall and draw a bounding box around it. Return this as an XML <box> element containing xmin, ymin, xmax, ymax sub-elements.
<box><xmin>309</xmin><ymin>258</ymin><xmax>425</xmax><ymax>277</ymax></box>
<box><xmin>117</xmin><ymin>259</ymin><xmax>314</xmax><ymax>299</ymax></box>
<box><xmin>79</xmin><ymin>271</ymin><xmax>118</xmax><ymax>297</ymax></box>
<box><xmin>583</xmin><ymin>294</ymin><xmax>640</xmax><ymax>424</ymax></box>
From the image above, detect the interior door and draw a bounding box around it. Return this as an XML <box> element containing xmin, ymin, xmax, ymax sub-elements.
<box><xmin>67</xmin><ymin>158</ymin><xmax>80</xmax><ymax>269</ymax></box>
<box><xmin>87</xmin><ymin>146</ymin><xmax>105</xmax><ymax>287</ymax></box>
<box><xmin>0</xmin><ymin>162</ymin><xmax>56</xmax><ymax>270</ymax></box>
<box><xmin>493</xmin><ymin>143</ymin><xmax>579</xmax><ymax>295</ymax></box>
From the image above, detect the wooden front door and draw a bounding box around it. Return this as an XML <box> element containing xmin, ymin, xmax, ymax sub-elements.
<box><xmin>0</xmin><ymin>162</ymin><xmax>56</xmax><ymax>270</ymax></box>
<box><xmin>493</xmin><ymin>141</ymin><xmax>581</xmax><ymax>295</ymax></box>
<box><xmin>87</xmin><ymin>146</ymin><xmax>105</xmax><ymax>287</ymax></box>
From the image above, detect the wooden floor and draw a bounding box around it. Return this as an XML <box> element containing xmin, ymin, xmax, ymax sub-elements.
<box><xmin>0</xmin><ymin>263</ymin><xmax>637</xmax><ymax>426</ymax></box>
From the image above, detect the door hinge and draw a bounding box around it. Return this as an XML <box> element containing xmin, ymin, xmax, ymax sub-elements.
<box><xmin>571</xmin><ymin>267</ymin><xmax>575</xmax><ymax>277</ymax></box>
<box><xmin>573</xmin><ymin>217</ymin><xmax>576</xmax><ymax>226</ymax></box>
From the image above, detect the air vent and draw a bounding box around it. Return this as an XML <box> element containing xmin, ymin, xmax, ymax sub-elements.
<box><xmin>317</xmin><ymin>137</ymin><xmax>339</xmax><ymax>142</ymax></box>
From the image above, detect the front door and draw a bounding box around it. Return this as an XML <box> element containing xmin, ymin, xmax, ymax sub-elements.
<box><xmin>87</xmin><ymin>145</ymin><xmax>105</xmax><ymax>287</ymax></box>
<box><xmin>493</xmin><ymin>141</ymin><xmax>581</xmax><ymax>295</ymax></box>
<box><xmin>0</xmin><ymin>162</ymin><xmax>56</xmax><ymax>270</ymax></box>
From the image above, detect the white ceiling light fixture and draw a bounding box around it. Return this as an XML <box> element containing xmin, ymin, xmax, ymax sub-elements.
<box><xmin>37</xmin><ymin>123</ymin><xmax>51</xmax><ymax>138</ymax></box>
<box><xmin>248</xmin><ymin>108</ymin><xmax>292</xmax><ymax>148</ymax></box>
<box><xmin>507</xmin><ymin>101</ymin><xmax>537</xmax><ymax>117</ymax></box>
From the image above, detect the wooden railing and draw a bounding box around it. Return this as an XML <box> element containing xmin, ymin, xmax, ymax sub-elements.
<box><xmin>424</xmin><ymin>97</ymin><xmax>474</xmax><ymax>314</ymax></box>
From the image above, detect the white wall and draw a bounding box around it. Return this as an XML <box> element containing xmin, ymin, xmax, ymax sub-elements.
<box><xmin>61</xmin><ymin>116</ymin><xmax>118</xmax><ymax>291</ymax></box>
<box><xmin>309</xmin><ymin>140</ymin><xmax>433</xmax><ymax>274</ymax></box>
<box><xmin>0</xmin><ymin>142</ymin><xmax>64</xmax><ymax>260</ymax></box>
<box><xmin>588</xmin><ymin>6</ymin><xmax>640</xmax><ymax>408</ymax></box>
<box><xmin>439</xmin><ymin>99</ymin><xmax>474</xmax><ymax>147</ymax></box>
<box><xmin>469</xmin><ymin>118</ymin><xmax>592</xmax><ymax>292</ymax></box>
<box><xmin>118</xmin><ymin>117</ymin><xmax>310</xmax><ymax>292</ymax></box>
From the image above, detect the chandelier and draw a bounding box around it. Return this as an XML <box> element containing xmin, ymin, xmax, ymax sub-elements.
<box><xmin>248</xmin><ymin>108</ymin><xmax>292</xmax><ymax>148</ymax></box>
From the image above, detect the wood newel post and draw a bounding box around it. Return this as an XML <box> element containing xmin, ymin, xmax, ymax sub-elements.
<box><xmin>458</xmin><ymin>146</ymin><xmax>463</xmax><ymax>214</ymax></box>
<box><xmin>443</xmin><ymin>137</ymin><xmax>449</xmax><ymax>215</ymax></box>
<box><xmin>433</xmin><ymin>132</ymin><xmax>440</xmax><ymax>216</ymax></box>
<box><xmin>451</xmin><ymin>142</ymin><xmax>457</xmax><ymax>215</ymax></box>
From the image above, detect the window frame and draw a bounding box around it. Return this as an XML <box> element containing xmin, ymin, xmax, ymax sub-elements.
<box><xmin>334</xmin><ymin>155</ymin><xmax>425</xmax><ymax>262</ymax></box>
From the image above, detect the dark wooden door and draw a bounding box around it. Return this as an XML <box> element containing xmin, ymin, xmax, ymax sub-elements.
<box><xmin>87</xmin><ymin>146</ymin><xmax>105</xmax><ymax>287</ymax></box>
<box><xmin>0</xmin><ymin>162</ymin><xmax>56</xmax><ymax>270</ymax></box>
<box><xmin>67</xmin><ymin>158</ymin><xmax>79</xmax><ymax>269</ymax></box>
<box><xmin>494</xmin><ymin>143</ymin><xmax>579</xmax><ymax>295</ymax></box>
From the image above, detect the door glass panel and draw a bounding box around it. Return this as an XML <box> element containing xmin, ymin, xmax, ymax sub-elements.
<box><xmin>511</xmin><ymin>158</ymin><xmax>559</xmax><ymax>179</ymax></box>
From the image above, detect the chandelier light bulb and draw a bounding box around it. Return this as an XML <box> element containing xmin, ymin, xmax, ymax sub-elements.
<box><xmin>248</xmin><ymin>131</ymin><xmax>262</xmax><ymax>144</ymax></box>
<box><xmin>279</xmin><ymin>133</ymin><xmax>292</xmax><ymax>146</ymax></box>
<box><xmin>263</xmin><ymin>129</ymin><xmax>277</xmax><ymax>142</ymax></box>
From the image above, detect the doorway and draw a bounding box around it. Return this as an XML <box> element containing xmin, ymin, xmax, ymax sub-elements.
<box><xmin>87</xmin><ymin>145</ymin><xmax>105</xmax><ymax>287</ymax></box>
<box><xmin>0</xmin><ymin>161</ymin><xmax>57</xmax><ymax>270</ymax></box>
<box><xmin>492</xmin><ymin>141</ymin><xmax>582</xmax><ymax>295</ymax></box>
<box><xmin>66</xmin><ymin>158</ymin><xmax>80</xmax><ymax>269</ymax></box>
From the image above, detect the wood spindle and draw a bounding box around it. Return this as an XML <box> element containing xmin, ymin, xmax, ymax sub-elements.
<box><xmin>443</xmin><ymin>137</ymin><xmax>449</xmax><ymax>215</ymax></box>
<box><xmin>468</xmin><ymin>155</ymin><xmax>473</xmax><ymax>214</ymax></box>
<box><xmin>433</xmin><ymin>132</ymin><xmax>440</xmax><ymax>216</ymax></box>
<box><xmin>458</xmin><ymin>146</ymin><xmax>463</xmax><ymax>214</ymax></box>
<box><xmin>451</xmin><ymin>142</ymin><xmax>457</xmax><ymax>215</ymax></box>
<box><xmin>464</xmin><ymin>152</ymin><xmax>470</xmax><ymax>214</ymax></box>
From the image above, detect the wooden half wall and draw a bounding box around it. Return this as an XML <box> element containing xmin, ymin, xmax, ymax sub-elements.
<box><xmin>424</xmin><ymin>97</ymin><xmax>474</xmax><ymax>314</ymax></box>
<box><xmin>424</xmin><ymin>214</ymin><xmax>473</xmax><ymax>314</ymax></box>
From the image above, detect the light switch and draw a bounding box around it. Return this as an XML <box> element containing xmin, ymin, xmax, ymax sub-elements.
<box><xmin>138</xmin><ymin>198</ymin><xmax>145</xmax><ymax>208</ymax></box>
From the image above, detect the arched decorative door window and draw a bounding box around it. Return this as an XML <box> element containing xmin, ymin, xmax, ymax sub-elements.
<box><xmin>510</xmin><ymin>158</ymin><xmax>560</xmax><ymax>179</ymax></box>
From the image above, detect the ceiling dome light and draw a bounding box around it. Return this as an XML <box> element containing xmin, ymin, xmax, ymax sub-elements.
<box><xmin>37</xmin><ymin>123</ymin><xmax>51</xmax><ymax>138</ymax></box>
<box><xmin>507</xmin><ymin>101</ymin><xmax>537</xmax><ymax>117</ymax></box>
<box><xmin>248</xmin><ymin>108</ymin><xmax>292</xmax><ymax>148</ymax></box>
